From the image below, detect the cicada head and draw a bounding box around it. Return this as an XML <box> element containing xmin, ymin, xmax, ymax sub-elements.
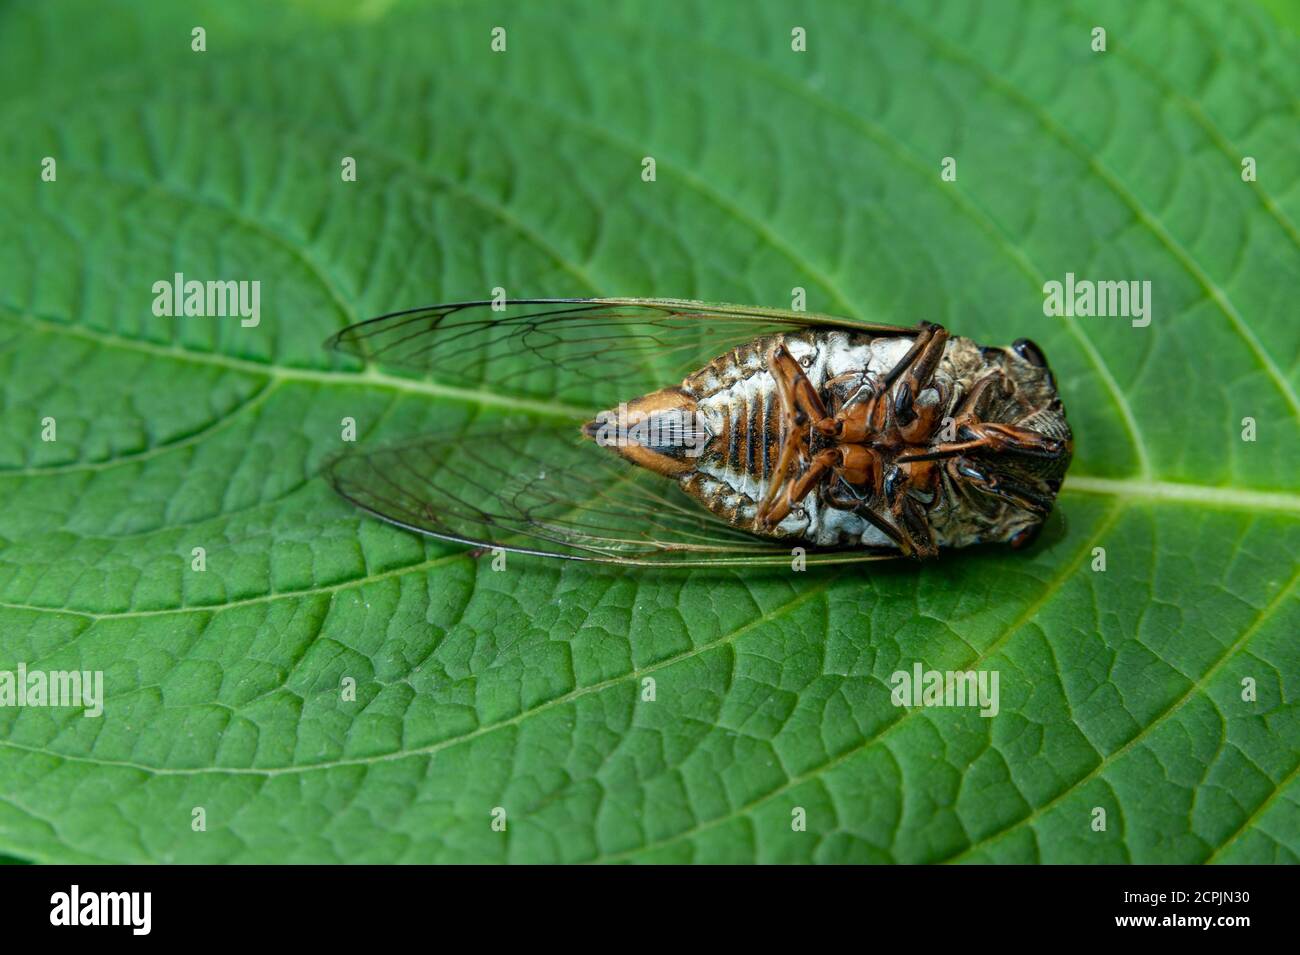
<box><xmin>927</xmin><ymin>336</ymin><xmax>1073</xmax><ymax>550</ymax></box>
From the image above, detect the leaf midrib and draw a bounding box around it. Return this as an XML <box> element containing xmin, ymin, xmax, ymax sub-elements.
<box><xmin>7</xmin><ymin>309</ymin><xmax>1298</xmax><ymax>512</ymax></box>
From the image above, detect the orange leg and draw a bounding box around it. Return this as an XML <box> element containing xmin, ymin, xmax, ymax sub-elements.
<box><xmin>896</xmin><ymin>371</ymin><xmax>1066</xmax><ymax>463</ymax></box>
<box><xmin>896</xmin><ymin>387</ymin><xmax>945</xmax><ymax>446</ymax></box>
<box><xmin>761</xmin><ymin>444</ymin><xmax>937</xmax><ymax>559</ymax></box>
<box><xmin>832</xmin><ymin>322</ymin><xmax>949</xmax><ymax>444</ymax></box>
<box><xmin>900</xmin><ymin>420</ymin><xmax>1068</xmax><ymax>463</ymax></box>
<box><xmin>759</xmin><ymin>342</ymin><xmax>839</xmax><ymax>522</ymax></box>
<box><xmin>758</xmin><ymin>447</ymin><xmax>840</xmax><ymax>528</ymax></box>
<box><xmin>767</xmin><ymin>343</ymin><xmax>835</xmax><ymax>434</ymax></box>
<box><xmin>757</xmin><ymin>332</ymin><xmax>951</xmax><ymax>558</ymax></box>
<box><xmin>884</xmin><ymin>322</ymin><xmax>948</xmax><ymax>428</ymax></box>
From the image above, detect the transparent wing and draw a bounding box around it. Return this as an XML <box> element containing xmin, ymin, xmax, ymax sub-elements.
<box><xmin>326</xmin><ymin>421</ymin><xmax>896</xmax><ymax>567</ymax></box>
<box><xmin>327</xmin><ymin>298</ymin><xmax>920</xmax><ymax>411</ymax></box>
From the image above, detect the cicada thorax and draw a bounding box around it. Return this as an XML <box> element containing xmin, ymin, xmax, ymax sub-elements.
<box><xmin>587</xmin><ymin>326</ymin><xmax>1073</xmax><ymax>556</ymax></box>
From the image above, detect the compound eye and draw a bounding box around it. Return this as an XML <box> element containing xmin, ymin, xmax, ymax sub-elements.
<box><xmin>1012</xmin><ymin>338</ymin><xmax>1048</xmax><ymax>369</ymax></box>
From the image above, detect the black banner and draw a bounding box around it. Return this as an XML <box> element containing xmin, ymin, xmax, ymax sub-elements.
<box><xmin>0</xmin><ymin>864</ymin><xmax>1288</xmax><ymax>941</ymax></box>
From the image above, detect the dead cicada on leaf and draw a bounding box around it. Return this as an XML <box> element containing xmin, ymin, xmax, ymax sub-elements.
<box><xmin>325</xmin><ymin>299</ymin><xmax>1072</xmax><ymax>566</ymax></box>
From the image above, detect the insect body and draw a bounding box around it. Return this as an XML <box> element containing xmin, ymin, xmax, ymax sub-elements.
<box><xmin>327</xmin><ymin>299</ymin><xmax>1072</xmax><ymax>566</ymax></box>
<box><xmin>585</xmin><ymin>324</ymin><xmax>1070</xmax><ymax>557</ymax></box>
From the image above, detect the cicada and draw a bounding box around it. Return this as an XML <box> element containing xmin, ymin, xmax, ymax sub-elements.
<box><xmin>325</xmin><ymin>299</ymin><xmax>1072</xmax><ymax>566</ymax></box>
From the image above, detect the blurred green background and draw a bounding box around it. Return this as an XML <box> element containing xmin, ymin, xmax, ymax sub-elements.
<box><xmin>0</xmin><ymin>0</ymin><xmax>1296</xmax><ymax>863</ymax></box>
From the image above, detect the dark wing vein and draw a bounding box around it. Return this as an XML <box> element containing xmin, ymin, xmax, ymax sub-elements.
<box><xmin>327</xmin><ymin>298</ymin><xmax>919</xmax><ymax>411</ymax></box>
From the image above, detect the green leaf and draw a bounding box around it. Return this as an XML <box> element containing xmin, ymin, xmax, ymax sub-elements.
<box><xmin>0</xmin><ymin>0</ymin><xmax>1296</xmax><ymax>863</ymax></box>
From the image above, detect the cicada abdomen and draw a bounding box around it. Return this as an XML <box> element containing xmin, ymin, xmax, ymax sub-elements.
<box><xmin>326</xmin><ymin>299</ymin><xmax>1072</xmax><ymax>565</ymax></box>
<box><xmin>583</xmin><ymin>325</ymin><xmax>1072</xmax><ymax>558</ymax></box>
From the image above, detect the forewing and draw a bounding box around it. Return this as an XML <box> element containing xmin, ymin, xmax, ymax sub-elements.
<box><xmin>326</xmin><ymin>420</ymin><xmax>895</xmax><ymax>567</ymax></box>
<box><xmin>327</xmin><ymin>298</ymin><xmax>919</xmax><ymax>411</ymax></box>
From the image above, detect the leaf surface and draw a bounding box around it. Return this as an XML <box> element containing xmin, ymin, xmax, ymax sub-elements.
<box><xmin>0</xmin><ymin>0</ymin><xmax>1296</xmax><ymax>863</ymax></box>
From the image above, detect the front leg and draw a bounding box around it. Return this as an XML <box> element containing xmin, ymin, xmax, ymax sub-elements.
<box><xmin>757</xmin><ymin>447</ymin><xmax>839</xmax><ymax>528</ymax></box>
<box><xmin>836</xmin><ymin>322</ymin><xmax>950</xmax><ymax>444</ymax></box>
<box><xmin>884</xmin><ymin>321</ymin><xmax>949</xmax><ymax>429</ymax></box>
